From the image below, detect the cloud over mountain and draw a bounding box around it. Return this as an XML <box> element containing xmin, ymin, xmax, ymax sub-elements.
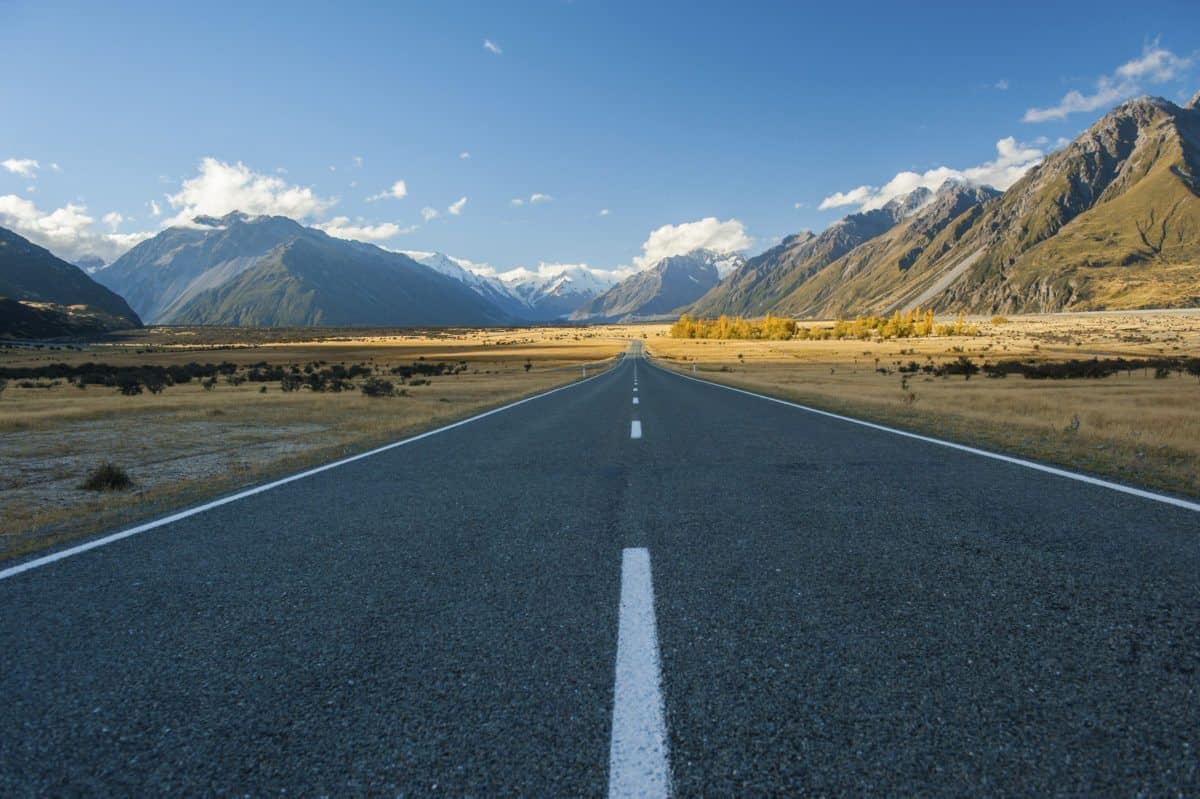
<box><xmin>164</xmin><ymin>158</ymin><xmax>335</xmax><ymax>226</ymax></box>
<box><xmin>819</xmin><ymin>137</ymin><xmax>1044</xmax><ymax>211</ymax></box>
<box><xmin>634</xmin><ymin>217</ymin><xmax>752</xmax><ymax>269</ymax></box>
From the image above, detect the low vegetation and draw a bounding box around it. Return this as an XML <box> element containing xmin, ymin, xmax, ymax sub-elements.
<box><xmin>670</xmin><ymin>309</ymin><xmax>979</xmax><ymax>341</ymax></box>
<box><xmin>81</xmin><ymin>462</ymin><xmax>133</xmax><ymax>492</ymax></box>
<box><xmin>652</xmin><ymin>310</ymin><xmax>1200</xmax><ymax>498</ymax></box>
<box><xmin>0</xmin><ymin>325</ymin><xmax>631</xmax><ymax>560</ymax></box>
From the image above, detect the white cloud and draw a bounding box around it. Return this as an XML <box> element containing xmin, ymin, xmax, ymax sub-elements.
<box><xmin>49</xmin><ymin>162</ymin><xmax>61</xmax><ymax>172</ymax></box>
<box><xmin>487</xmin><ymin>261</ymin><xmax>634</xmax><ymax>286</ymax></box>
<box><xmin>448</xmin><ymin>196</ymin><xmax>468</xmax><ymax>215</ymax></box>
<box><xmin>1024</xmin><ymin>41</ymin><xmax>1193</xmax><ymax>122</ymax></box>
<box><xmin>315</xmin><ymin>216</ymin><xmax>415</xmax><ymax>242</ymax></box>
<box><xmin>102</xmin><ymin>211</ymin><xmax>124</xmax><ymax>231</ymax></box>
<box><xmin>353</xmin><ymin>155</ymin><xmax>364</xmax><ymax>168</ymax></box>
<box><xmin>0</xmin><ymin>194</ymin><xmax>153</xmax><ymax>262</ymax></box>
<box><xmin>512</xmin><ymin>192</ymin><xmax>552</xmax><ymax>206</ymax></box>
<box><xmin>599</xmin><ymin>208</ymin><xmax>611</xmax><ymax>216</ymax></box>
<box><xmin>818</xmin><ymin>137</ymin><xmax>1044</xmax><ymax>211</ymax></box>
<box><xmin>421</xmin><ymin>206</ymin><xmax>440</xmax><ymax>221</ymax></box>
<box><xmin>793</xmin><ymin>201</ymin><xmax>807</xmax><ymax>209</ymax></box>
<box><xmin>2</xmin><ymin>158</ymin><xmax>39</xmax><ymax>178</ymax></box>
<box><xmin>460</xmin><ymin>151</ymin><xmax>471</xmax><ymax>160</ymax></box>
<box><xmin>148</xmin><ymin>199</ymin><xmax>162</xmax><ymax>217</ymax></box>
<box><xmin>164</xmin><ymin>157</ymin><xmax>334</xmax><ymax>225</ymax></box>
<box><xmin>634</xmin><ymin>217</ymin><xmax>753</xmax><ymax>269</ymax></box>
<box><xmin>994</xmin><ymin>79</ymin><xmax>1009</xmax><ymax>90</ymax></box>
<box><xmin>367</xmin><ymin>179</ymin><xmax>408</xmax><ymax>201</ymax></box>
<box><xmin>483</xmin><ymin>39</ymin><xmax>502</xmax><ymax>55</ymax></box>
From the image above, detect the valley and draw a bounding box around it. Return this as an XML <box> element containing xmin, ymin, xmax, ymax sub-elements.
<box><xmin>0</xmin><ymin>326</ymin><xmax>628</xmax><ymax>559</ymax></box>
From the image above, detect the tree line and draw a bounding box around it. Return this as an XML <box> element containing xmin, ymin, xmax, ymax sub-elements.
<box><xmin>669</xmin><ymin>310</ymin><xmax>979</xmax><ymax>340</ymax></box>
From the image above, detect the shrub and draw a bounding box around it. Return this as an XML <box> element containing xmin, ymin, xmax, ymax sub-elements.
<box><xmin>361</xmin><ymin>377</ymin><xmax>396</xmax><ymax>397</ymax></box>
<box><xmin>82</xmin><ymin>462</ymin><xmax>133</xmax><ymax>491</ymax></box>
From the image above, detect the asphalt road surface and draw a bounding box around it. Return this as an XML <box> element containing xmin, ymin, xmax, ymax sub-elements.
<box><xmin>2</xmin><ymin>342</ymin><xmax>1198</xmax><ymax>796</ymax></box>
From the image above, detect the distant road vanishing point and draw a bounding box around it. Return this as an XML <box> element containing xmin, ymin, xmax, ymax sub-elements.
<box><xmin>2</xmin><ymin>342</ymin><xmax>1197</xmax><ymax>796</ymax></box>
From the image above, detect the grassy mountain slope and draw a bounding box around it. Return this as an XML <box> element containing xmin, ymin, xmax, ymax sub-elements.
<box><xmin>0</xmin><ymin>225</ymin><xmax>141</xmax><ymax>327</ymax></box>
<box><xmin>749</xmin><ymin>93</ymin><xmax>1200</xmax><ymax>318</ymax></box>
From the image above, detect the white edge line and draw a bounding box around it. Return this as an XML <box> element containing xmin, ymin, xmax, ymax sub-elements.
<box><xmin>608</xmin><ymin>547</ymin><xmax>671</xmax><ymax>799</ymax></box>
<box><xmin>0</xmin><ymin>362</ymin><xmax>625</xmax><ymax>582</ymax></box>
<box><xmin>650</xmin><ymin>358</ymin><xmax>1200</xmax><ymax>514</ymax></box>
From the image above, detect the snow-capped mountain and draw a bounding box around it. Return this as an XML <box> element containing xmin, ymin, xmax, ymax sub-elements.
<box><xmin>404</xmin><ymin>253</ymin><xmax>617</xmax><ymax>321</ymax></box>
<box><xmin>571</xmin><ymin>249</ymin><xmax>737</xmax><ymax>322</ymax></box>
<box><xmin>401</xmin><ymin>250</ymin><xmax>531</xmax><ymax>320</ymax></box>
<box><xmin>502</xmin><ymin>266</ymin><xmax>617</xmax><ymax>320</ymax></box>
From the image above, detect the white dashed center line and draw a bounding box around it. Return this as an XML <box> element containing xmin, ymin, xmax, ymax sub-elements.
<box><xmin>608</xmin><ymin>548</ymin><xmax>671</xmax><ymax>798</ymax></box>
<box><xmin>630</xmin><ymin>421</ymin><xmax>642</xmax><ymax>439</ymax></box>
<box><xmin>632</xmin><ymin>397</ymin><xmax>639</xmax><ymax>405</ymax></box>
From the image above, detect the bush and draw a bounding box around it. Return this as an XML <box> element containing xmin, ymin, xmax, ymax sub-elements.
<box><xmin>82</xmin><ymin>462</ymin><xmax>133</xmax><ymax>491</ymax></box>
<box><xmin>360</xmin><ymin>377</ymin><xmax>396</xmax><ymax>397</ymax></box>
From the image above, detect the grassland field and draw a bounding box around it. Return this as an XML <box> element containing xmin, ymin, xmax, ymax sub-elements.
<box><xmin>2</xmin><ymin>311</ymin><xmax>1198</xmax><ymax>561</ymax></box>
<box><xmin>0</xmin><ymin>325</ymin><xmax>631</xmax><ymax>560</ymax></box>
<box><xmin>647</xmin><ymin>309</ymin><xmax>1200</xmax><ymax>502</ymax></box>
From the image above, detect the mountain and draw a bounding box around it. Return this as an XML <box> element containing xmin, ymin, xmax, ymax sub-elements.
<box><xmin>503</xmin><ymin>266</ymin><xmax>616</xmax><ymax>320</ymax></box>
<box><xmin>688</xmin><ymin>191</ymin><xmax>929</xmax><ymax>316</ymax></box>
<box><xmin>73</xmin><ymin>255</ymin><xmax>107</xmax><ymax>274</ymax></box>
<box><xmin>770</xmin><ymin>93</ymin><xmax>1200</xmax><ymax>317</ymax></box>
<box><xmin>0</xmin><ymin>225</ymin><xmax>141</xmax><ymax>335</ymax></box>
<box><xmin>0</xmin><ymin>298</ymin><xmax>137</xmax><ymax>339</ymax></box>
<box><xmin>570</xmin><ymin>249</ymin><xmax>736</xmax><ymax>322</ymax></box>
<box><xmin>95</xmin><ymin>213</ymin><xmax>314</xmax><ymax>323</ymax></box>
<box><xmin>168</xmin><ymin>234</ymin><xmax>514</xmax><ymax>327</ymax></box>
<box><xmin>771</xmin><ymin>180</ymin><xmax>1001</xmax><ymax>316</ymax></box>
<box><xmin>401</xmin><ymin>251</ymin><xmax>531</xmax><ymax>320</ymax></box>
<box><xmin>96</xmin><ymin>212</ymin><xmax>513</xmax><ymax>326</ymax></box>
<box><xmin>931</xmin><ymin>94</ymin><xmax>1200</xmax><ymax>312</ymax></box>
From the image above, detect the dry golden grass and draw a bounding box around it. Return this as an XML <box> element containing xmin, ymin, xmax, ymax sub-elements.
<box><xmin>0</xmin><ymin>327</ymin><xmax>628</xmax><ymax>560</ymax></box>
<box><xmin>647</xmin><ymin>310</ymin><xmax>1200</xmax><ymax>498</ymax></box>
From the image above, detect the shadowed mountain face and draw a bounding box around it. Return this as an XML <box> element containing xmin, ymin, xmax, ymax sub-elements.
<box><xmin>571</xmin><ymin>250</ymin><xmax>737</xmax><ymax>322</ymax></box>
<box><xmin>95</xmin><ymin>212</ymin><xmax>513</xmax><ymax>326</ymax></box>
<box><xmin>0</xmin><ymin>225</ymin><xmax>141</xmax><ymax>336</ymax></box>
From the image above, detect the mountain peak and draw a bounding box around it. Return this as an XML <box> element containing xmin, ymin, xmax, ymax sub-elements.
<box><xmin>191</xmin><ymin>210</ymin><xmax>257</xmax><ymax>228</ymax></box>
<box><xmin>884</xmin><ymin>186</ymin><xmax>934</xmax><ymax>219</ymax></box>
<box><xmin>1186</xmin><ymin>88</ymin><xmax>1200</xmax><ymax>111</ymax></box>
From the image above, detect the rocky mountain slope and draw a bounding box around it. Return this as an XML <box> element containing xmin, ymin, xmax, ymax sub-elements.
<box><xmin>738</xmin><ymin>92</ymin><xmax>1200</xmax><ymax>318</ymax></box>
<box><xmin>689</xmin><ymin>190</ymin><xmax>931</xmax><ymax>316</ymax></box>
<box><xmin>571</xmin><ymin>249</ymin><xmax>736</xmax><ymax>321</ymax></box>
<box><xmin>772</xmin><ymin>181</ymin><xmax>1001</xmax><ymax>316</ymax></box>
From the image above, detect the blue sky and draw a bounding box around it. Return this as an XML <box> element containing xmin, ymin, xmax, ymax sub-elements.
<box><xmin>1</xmin><ymin>0</ymin><xmax>1198</xmax><ymax>279</ymax></box>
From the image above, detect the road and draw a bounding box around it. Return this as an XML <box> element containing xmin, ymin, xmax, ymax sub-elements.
<box><xmin>2</xmin><ymin>341</ymin><xmax>1198</xmax><ymax>796</ymax></box>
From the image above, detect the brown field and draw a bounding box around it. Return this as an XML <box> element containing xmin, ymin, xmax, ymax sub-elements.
<box><xmin>0</xmin><ymin>326</ymin><xmax>630</xmax><ymax>560</ymax></box>
<box><xmin>647</xmin><ymin>310</ymin><xmax>1200</xmax><ymax>499</ymax></box>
